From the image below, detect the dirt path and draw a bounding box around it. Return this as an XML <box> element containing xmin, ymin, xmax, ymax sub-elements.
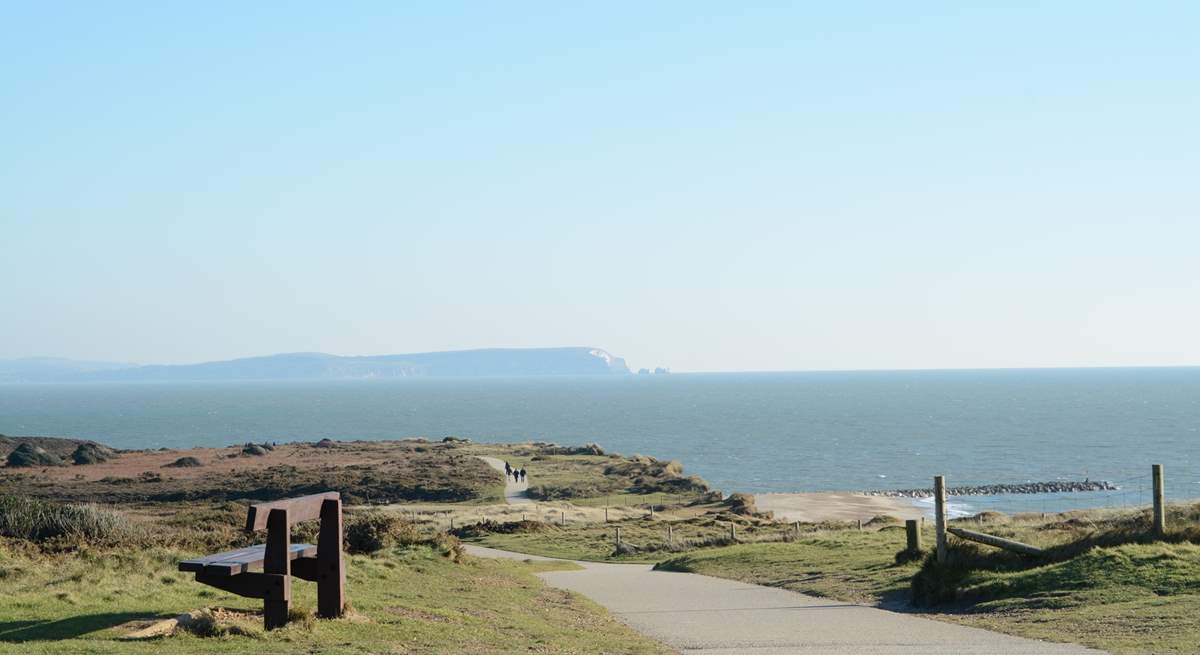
<box><xmin>466</xmin><ymin>545</ymin><xmax>1107</xmax><ymax>655</ymax></box>
<box><xmin>477</xmin><ymin>456</ymin><xmax>532</xmax><ymax>504</ymax></box>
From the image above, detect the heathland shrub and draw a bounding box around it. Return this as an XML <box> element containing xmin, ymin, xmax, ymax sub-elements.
<box><xmin>724</xmin><ymin>493</ymin><xmax>759</xmax><ymax>515</ymax></box>
<box><xmin>432</xmin><ymin>533</ymin><xmax>466</xmax><ymax>562</ymax></box>
<box><xmin>5</xmin><ymin>443</ymin><xmax>64</xmax><ymax>467</ymax></box>
<box><xmin>450</xmin><ymin>519</ymin><xmax>553</xmax><ymax>539</ymax></box>
<box><xmin>343</xmin><ymin>511</ymin><xmax>420</xmax><ymax>554</ymax></box>
<box><xmin>70</xmin><ymin>442</ymin><xmax>114</xmax><ymax>465</ymax></box>
<box><xmin>0</xmin><ymin>495</ymin><xmax>135</xmax><ymax>544</ymax></box>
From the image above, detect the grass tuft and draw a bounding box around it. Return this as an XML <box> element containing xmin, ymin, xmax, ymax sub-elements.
<box><xmin>0</xmin><ymin>495</ymin><xmax>137</xmax><ymax>546</ymax></box>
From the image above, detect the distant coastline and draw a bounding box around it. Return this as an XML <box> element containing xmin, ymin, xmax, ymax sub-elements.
<box><xmin>0</xmin><ymin>347</ymin><xmax>631</xmax><ymax>383</ymax></box>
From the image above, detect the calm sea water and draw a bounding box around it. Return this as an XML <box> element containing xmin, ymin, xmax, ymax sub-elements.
<box><xmin>2</xmin><ymin>369</ymin><xmax>1198</xmax><ymax>514</ymax></box>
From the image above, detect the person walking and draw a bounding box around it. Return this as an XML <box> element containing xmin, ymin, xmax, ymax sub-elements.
<box><xmin>519</xmin><ymin>468</ymin><xmax>527</xmax><ymax>483</ymax></box>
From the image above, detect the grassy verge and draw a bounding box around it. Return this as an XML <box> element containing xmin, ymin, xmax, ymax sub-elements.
<box><xmin>927</xmin><ymin>541</ymin><xmax>1200</xmax><ymax>654</ymax></box>
<box><xmin>654</xmin><ymin>527</ymin><xmax>920</xmax><ymax>604</ymax></box>
<box><xmin>653</xmin><ymin>506</ymin><xmax>1200</xmax><ymax>655</ymax></box>
<box><xmin>468</xmin><ymin>514</ymin><xmax>800</xmax><ymax>564</ymax></box>
<box><xmin>0</xmin><ymin>493</ymin><xmax>674</xmax><ymax>654</ymax></box>
<box><xmin>0</xmin><ymin>541</ymin><xmax>673</xmax><ymax>655</ymax></box>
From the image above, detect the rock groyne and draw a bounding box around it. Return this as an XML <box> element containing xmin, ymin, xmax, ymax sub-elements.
<box><xmin>864</xmin><ymin>480</ymin><xmax>1117</xmax><ymax>498</ymax></box>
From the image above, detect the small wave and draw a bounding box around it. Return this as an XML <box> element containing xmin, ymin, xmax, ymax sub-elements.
<box><xmin>910</xmin><ymin>495</ymin><xmax>974</xmax><ymax>518</ymax></box>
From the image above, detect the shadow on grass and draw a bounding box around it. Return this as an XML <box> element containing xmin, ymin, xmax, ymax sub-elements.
<box><xmin>0</xmin><ymin>612</ymin><xmax>159</xmax><ymax>642</ymax></box>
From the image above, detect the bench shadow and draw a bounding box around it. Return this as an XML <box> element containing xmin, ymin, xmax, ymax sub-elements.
<box><xmin>0</xmin><ymin>612</ymin><xmax>161</xmax><ymax>642</ymax></box>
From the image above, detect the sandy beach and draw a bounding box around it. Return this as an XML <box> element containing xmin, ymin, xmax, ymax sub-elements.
<box><xmin>755</xmin><ymin>491</ymin><xmax>927</xmax><ymax>523</ymax></box>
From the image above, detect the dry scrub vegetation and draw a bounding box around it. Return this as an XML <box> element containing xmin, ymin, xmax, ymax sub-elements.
<box><xmin>0</xmin><ymin>438</ymin><xmax>501</xmax><ymax>505</ymax></box>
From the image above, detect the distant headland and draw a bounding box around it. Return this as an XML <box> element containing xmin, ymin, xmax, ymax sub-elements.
<box><xmin>0</xmin><ymin>347</ymin><xmax>632</xmax><ymax>382</ymax></box>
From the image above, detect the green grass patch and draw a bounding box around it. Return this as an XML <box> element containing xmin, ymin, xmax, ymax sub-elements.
<box><xmin>0</xmin><ymin>542</ymin><xmax>672</xmax><ymax>655</ymax></box>
<box><xmin>921</xmin><ymin>541</ymin><xmax>1200</xmax><ymax>654</ymax></box>
<box><xmin>655</xmin><ymin>527</ymin><xmax>920</xmax><ymax>604</ymax></box>
<box><xmin>472</xmin><ymin>515</ymin><xmax>801</xmax><ymax>564</ymax></box>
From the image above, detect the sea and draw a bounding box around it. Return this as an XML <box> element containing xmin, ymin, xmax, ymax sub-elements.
<box><xmin>2</xmin><ymin>368</ymin><xmax>1197</xmax><ymax>515</ymax></box>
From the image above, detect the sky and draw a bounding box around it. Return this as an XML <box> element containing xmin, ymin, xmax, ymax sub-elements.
<box><xmin>2</xmin><ymin>2</ymin><xmax>1198</xmax><ymax>372</ymax></box>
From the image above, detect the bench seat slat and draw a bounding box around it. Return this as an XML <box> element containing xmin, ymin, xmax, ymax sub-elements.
<box><xmin>185</xmin><ymin>545</ymin><xmax>265</xmax><ymax>567</ymax></box>
<box><xmin>179</xmin><ymin>543</ymin><xmax>317</xmax><ymax>576</ymax></box>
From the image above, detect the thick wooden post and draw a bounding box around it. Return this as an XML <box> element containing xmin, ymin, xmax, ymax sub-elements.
<box><xmin>317</xmin><ymin>498</ymin><xmax>345</xmax><ymax>619</ymax></box>
<box><xmin>263</xmin><ymin>508</ymin><xmax>292</xmax><ymax>629</ymax></box>
<box><xmin>1152</xmin><ymin>464</ymin><xmax>1166</xmax><ymax>538</ymax></box>
<box><xmin>730</xmin><ymin>522</ymin><xmax>736</xmax><ymax>541</ymax></box>
<box><xmin>560</xmin><ymin>510</ymin><xmax>565</xmax><ymax>526</ymax></box>
<box><xmin>615</xmin><ymin>527</ymin><xmax>621</xmax><ymax>548</ymax></box>
<box><xmin>905</xmin><ymin>519</ymin><xmax>922</xmax><ymax>554</ymax></box>
<box><xmin>934</xmin><ymin>475</ymin><xmax>947</xmax><ymax>564</ymax></box>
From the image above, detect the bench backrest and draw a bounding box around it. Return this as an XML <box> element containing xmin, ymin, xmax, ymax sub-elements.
<box><xmin>245</xmin><ymin>491</ymin><xmax>341</xmax><ymax>531</ymax></box>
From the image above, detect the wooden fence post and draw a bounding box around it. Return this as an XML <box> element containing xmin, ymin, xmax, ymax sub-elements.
<box><xmin>605</xmin><ymin>507</ymin><xmax>609</xmax><ymax>522</ymax></box>
<box><xmin>667</xmin><ymin>524</ymin><xmax>673</xmax><ymax>546</ymax></box>
<box><xmin>1152</xmin><ymin>464</ymin><xmax>1166</xmax><ymax>538</ymax></box>
<box><xmin>905</xmin><ymin>519</ymin><xmax>921</xmax><ymax>554</ymax></box>
<box><xmin>934</xmin><ymin>475</ymin><xmax>948</xmax><ymax>563</ymax></box>
<box><xmin>560</xmin><ymin>510</ymin><xmax>565</xmax><ymax>526</ymax></box>
<box><xmin>730</xmin><ymin>522</ymin><xmax>736</xmax><ymax>541</ymax></box>
<box><xmin>615</xmin><ymin>527</ymin><xmax>621</xmax><ymax>548</ymax></box>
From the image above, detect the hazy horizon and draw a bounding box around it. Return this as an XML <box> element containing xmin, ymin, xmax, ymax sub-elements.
<box><xmin>4</xmin><ymin>3</ymin><xmax>1198</xmax><ymax>372</ymax></box>
<box><xmin>4</xmin><ymin>349</ymin><xmax>1200</xmax><ymax>376</ymax></box>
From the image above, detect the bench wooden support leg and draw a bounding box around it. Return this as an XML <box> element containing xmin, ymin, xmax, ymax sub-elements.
<box><xmin>263</xmin><ymin>507</ymin><xmax>292</xmax><ymax>630</ymax></box>
<box><xmin>317</xmin><ymin>498</ymin><xmax>346</xmax><ymax>618</ymax></box>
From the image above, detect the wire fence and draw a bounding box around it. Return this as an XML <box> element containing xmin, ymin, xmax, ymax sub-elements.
<box><xmin>407</xmin><ymin>465</ymin><xmax>1193</xmax><ymax>542</ymax></box>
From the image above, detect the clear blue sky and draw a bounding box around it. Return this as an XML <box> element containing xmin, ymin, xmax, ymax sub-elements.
<box><xmin>3</xmin><ymin>2</ymin><xmax>1197</xmax><ymax>372</ymax></box>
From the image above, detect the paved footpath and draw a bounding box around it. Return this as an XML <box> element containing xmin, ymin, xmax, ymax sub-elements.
<box><xmin>467</xmin><ymin>545</ymin><xmax>1107</xmax><ymax>655</ymax></box>
<box><xmin>477</xmin><ymin>456</ymin><xmax>532</xmax><ymax>504</ymax></box>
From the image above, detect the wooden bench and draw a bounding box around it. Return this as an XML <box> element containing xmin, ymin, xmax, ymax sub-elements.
<box><xmin>179</xmin><ymin>491</ymin><xmax>347</xmax><ymax>629</ymax></box>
